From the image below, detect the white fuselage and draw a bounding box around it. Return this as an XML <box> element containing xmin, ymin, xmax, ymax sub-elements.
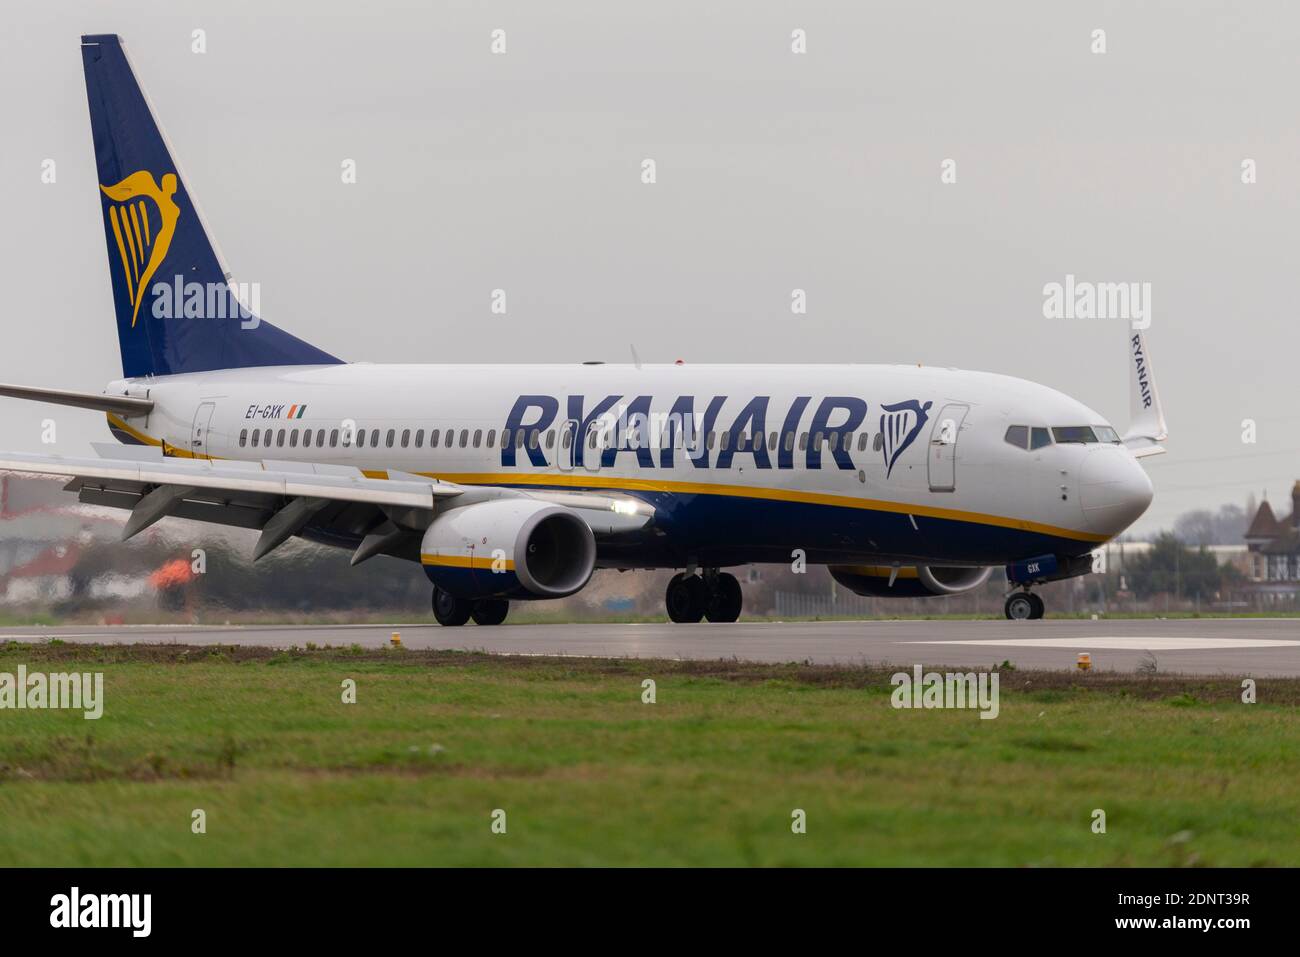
<box><xmin>102</xmin><ymin>362</ymin><xmax>1153</xmax><ymax>569</ymax></box>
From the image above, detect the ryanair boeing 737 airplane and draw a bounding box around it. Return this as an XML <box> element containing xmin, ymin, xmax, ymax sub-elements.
<box><xmin>0</xmin><ymin>35</ymin><xmax>1168</xmax><ymax>624</ymax></box>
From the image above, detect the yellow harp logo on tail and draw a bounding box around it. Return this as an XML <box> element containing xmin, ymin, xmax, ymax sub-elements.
<box><xmin>100</xmin><ymin>171</ymin><xmax>180</xmax><ymax>328</ymax></box>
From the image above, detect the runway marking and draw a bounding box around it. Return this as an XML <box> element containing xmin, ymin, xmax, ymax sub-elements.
<box><xmin>905</xmin><ymin>637</ymin><xmax>1300</xmax><ymax>651</ymax></box>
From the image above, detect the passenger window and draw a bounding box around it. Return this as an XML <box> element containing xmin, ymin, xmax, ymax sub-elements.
<box><xmin>719</xmin><ymin>431</ymin><xmax>730</xmax><ymax>451</ymax></box>
<box><xmin>239</xmin><ymin>429</ymin><xmax>248</xmax><ymax>448</ymax></box>
<box><xmin>276</xmin><ymin>429</ymin><xmax>286</xmax><ymax>447</ymax></box>
<box><xmin>415</xmin><ymin>429</ymin><xmax>424</xmax><ymax>448</ymax></box>
<box><xmin>829</xmin><ymin>433</ymin><xmax>839</xmax><ymax>452</ymax></box>
<box><xmin>858</xmin><ymin>432</ymin><xmax>869</xmax><ymax>452</ymax></box>
<box><xmin>517</xmin><ymin>430</ymin><xmax>526</xmax><ymax>448</ymax></box>
<box><xmin>873</xmin><ymin>433</ymin><xmax>883</xmax><ymax>452</ymax></box>
<box><xmin>250</xmin><ymin>429</ymin><xmax>259</xmax><ymax>448</ymax></box>
<box><xmin>330</xmin><ymin>429</ymin><xmax>339</xmax><ymax>447</ymax></box>
<box><xmin>546</xmin><ymin>430</ymin><xmax>555</xmax><ymax>449</ymax></box>
<box><xmin>356</xmin><ymin>429</ymin><xmax>366</xmax><ymax>447</ymax></box>
<box><xmin>562</xmin><ymin>430</ymin><xmax>572</xmax><ymax>450</ymax></box>
<box><xmin>485</xmin><ymin>429</ymin><xmax>495</xmax><ymax>448</ymax></box>
<box><xmin>386</xmin><ymin>429</ymin><xmax>395</xmax><ymax>448</ymax></box>
<box><xmin>769</xmin><ymin>431</ymin><xmax>778</xmax><ymax>450</ymax></box>
<box><xmin>706</xmin><ymin>431</ymin><xmax>716</xmax><ymax>450</ymax></box>
<box><xmin>473</xmin><ymin>429</ymin><xmax>482</xmax><ymax>448</ymax></box>
<box><xmin>812</xmin><ymin>432</ymin><xmax>823</xmax><ymax>449</ymax></box>
<box><xmin>1004</xmin><ymin>425</ymin><xmax>1029</xmax><ymax>449</ymax></box>
<box><xmin>459</xmin><ymin>430</ymin><xmax>468</xmax><ymax>448</ymax></box>
<box><xmin>317</xmin><ymin>429</ymin><xmax>325</xmax><ymax>447</ymax></box>
<box><xmin>588</xmin><ymin>431</ymin><xmax>597</xmax><ymax>449</ymax></box>
<box><xmin>371</xmin><ymin>430</ymin><xmax>380</xmax><ymax>448</ymax></box>
<box><xmin>784</xmin><ymin>432</ymin><xmax>794</xmax><ymax>452</ymax></box>
<box><xmin>1030</xmin><ymin>427</ymin><xmax>1052</xmax><ymax>450</ymax></box>
<box><xmin>401</xmin><ymin>429</ymin><xmax>410</xmax><ymax>448</ymax></box>
<box><xmin>289</xmin><ymin>429</ymin><xmax>299</xmax><ymax>448</ymax></box>
<box><xmin>500</xmin><ymin>429</ymin><xmax>510</xmax><ymax>448</ymax></box>
<box><xmin>529</xmin><ymin>429</ymin><xmax>539</xmax><ymax>449</ymax></box>
<box><xmin>799</xmin><ymin>432</ymin><xmax>808</xmax><ymax>451</ymax></box>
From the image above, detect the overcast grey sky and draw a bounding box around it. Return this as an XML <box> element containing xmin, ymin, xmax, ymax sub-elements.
<box><xmin>1</xmin><ymin>0</ymin><xmax>1297</xmax><ymax>534</ymax></box>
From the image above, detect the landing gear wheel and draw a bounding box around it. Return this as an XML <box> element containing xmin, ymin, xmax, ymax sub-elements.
<box><xmin>432</xmin><ymin>586</ymin><xmax>473</xmax><ymax>626</ymax></box>
<box><xmin>1004</xmin><ymin>593</ymin><xmax>1036</xmax><ymax>620</ymax></box>
<box><xmin>665</xmin><ymin>573</ymin><xmax>707</xmax><ymax>623</ymax></box>
<box><xmin>704</xmin><ymin>572</ymin><xmax>743</xmax><ymax>623</ymax></box>
<box><xmin>471</xmin><ymin>599</ymin><xmax>510</xmax><ymax>626</ymax></box>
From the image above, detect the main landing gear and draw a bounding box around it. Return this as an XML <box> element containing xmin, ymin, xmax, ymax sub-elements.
<box><xmin>1003</xmin><ymin>590</ymin><xmax>1044</xmax><ymax>620</ymax></box>
<box><xmin>665</xmin><ymin>570</ymin><xmax>743</xmax><ymax>623</ymax></box>
<box><xmin>432</xmin><ymin>586</ymin><xmax>509</xmax><ymax>626</ymax></box>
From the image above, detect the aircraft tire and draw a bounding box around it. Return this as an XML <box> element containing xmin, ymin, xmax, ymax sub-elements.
<box><xmin>432</xmin><ymin>586</ymin><xmax>473</xmax><ymax>626</ymax></box>
<box><xmin>471</xmin><ymin>598</ymin><xmax>510</xmax><ymax>626</ymax></box>
<box><xmin>666</xmin><ymin>573</ymin><xmax>707</xmax><ymax>623</ymax></box>
<box><xmin>704</xmin><ymin>572</ymin><xmax>743</xmax><ymax>623</ymax></box>
<box><xmin>1004</xmin><ymin>593</ymin><xmax>1036</xmax><ymax>620</ymax></box>
<box><xmin>1027</xmin><ymin>593</ymin><xmax>1045</xmax><ymax>620</ymax></box>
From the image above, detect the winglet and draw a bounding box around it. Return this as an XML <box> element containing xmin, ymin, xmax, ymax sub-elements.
<box><xmin>1122</xmin><ymin>327</ymin><xmax>1167</xmax><ymax>457</ymax></box>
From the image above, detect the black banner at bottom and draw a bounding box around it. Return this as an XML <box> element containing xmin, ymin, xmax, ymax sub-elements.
<box><xmin>0</xmin><ymin>866</ymin><xmax>1281</xmax><ymax>943</ymax></box>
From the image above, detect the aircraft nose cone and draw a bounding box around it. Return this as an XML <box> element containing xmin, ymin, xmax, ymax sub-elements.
<box><xmin>1079</xmin><ymin>446</ymin><xmax>1154</xmax><ymax>535</ymax></box>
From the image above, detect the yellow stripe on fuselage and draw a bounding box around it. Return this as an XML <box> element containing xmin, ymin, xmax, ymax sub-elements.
<box><xmin>842</xmin><ymin>565</ymin><xmax>921</xmax><ymax>578</ymax></box>
<box><xmin>410</xmin><ymin>471</ymin><xmax>1109</xmax><ymax>544</ymax></box>
<box><xmin>420</xmin><ymin>553</ymin><xmax>516</xmax><ymax>571</ymax></box>
<box><xmin>105</xmin><ymin>412</ymin><xmax>213</xmax><ymax>461</ymax></box>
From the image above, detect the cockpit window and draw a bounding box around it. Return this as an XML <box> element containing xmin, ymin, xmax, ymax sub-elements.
<box><xmin>1050</xmin><ymin>426</ymin><xmax>1122</xmax><ymax>445</ymax></box>
<box><xmin>1030</xmin><ymin>427</ymin><xmax>1052</xmax><ymax>450</ymax></box>
<box><xmin>1052</xmin><ymin>426</ymin><xmax>1097</xmax><ymax>444</ymax></box>
<box><xmin>1004</xmin><ymin>425</ymin><xmax>1028</xmax><ymax>449</ymax></box>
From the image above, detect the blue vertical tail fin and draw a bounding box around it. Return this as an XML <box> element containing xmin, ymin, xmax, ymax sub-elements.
<box><xmin>81</xmin><ymin>34</ymin><xmax>341</xmax><ymax>378</ymax></box>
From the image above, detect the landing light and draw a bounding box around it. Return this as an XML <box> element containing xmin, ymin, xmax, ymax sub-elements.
<box><xmin>611</xmin><ymin>500</ymin><xmax>640</xmax><ymax>515</ymax></box>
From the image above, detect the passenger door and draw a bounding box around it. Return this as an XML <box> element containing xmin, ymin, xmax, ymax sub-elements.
<box><xmin>927</xmin><ymin>403</ymin><xmax>968</xmax><ymax>492</ymax></box>
<box><xmin>190</xmin><ymin>402</ymin><xmax>216</xmax><ymax>458</ymax></box>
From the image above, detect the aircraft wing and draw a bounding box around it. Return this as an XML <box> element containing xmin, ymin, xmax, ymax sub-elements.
<box><xmin>0</xmin><ymin>445</ymin><xmax>652</xmax><ymax>563</ymax></box>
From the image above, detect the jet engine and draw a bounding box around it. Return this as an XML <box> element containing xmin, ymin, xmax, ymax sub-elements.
<box><xmin>829</xmin><ymin>564</ymin><xmax>993</xmax><ymax>598</ymax></box>
<box><xmin>420</xmin><ymin>499</ymin><xmax>596</xmax><ymax>600</ymax></box>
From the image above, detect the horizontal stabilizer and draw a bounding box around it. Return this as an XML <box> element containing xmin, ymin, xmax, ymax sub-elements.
<box><xmin>0</xmin><ymin>383</ymin><xmax>153</xmax><ymax>416</ymax></box>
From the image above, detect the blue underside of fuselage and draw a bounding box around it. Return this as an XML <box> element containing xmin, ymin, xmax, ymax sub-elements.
<box><xmin>300</xmin><ymin>484</ymin><xmax>1094</xmax><ymax>570</ymax></box>
<box><xmin>592</xmin><ymin>488</ymin><xmax>1092</xmax><ymax>567</ymax></box>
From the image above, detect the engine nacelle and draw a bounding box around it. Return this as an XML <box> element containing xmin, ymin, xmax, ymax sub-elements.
<box><xmin>420</xmin><ymin>499</ymin><xmax>596</xmax><ymax>600</ymax></box>
<box><xmin>829</xmin><ymin>564</ymin><xmax>993</xmax><ymax>598</ymax></box>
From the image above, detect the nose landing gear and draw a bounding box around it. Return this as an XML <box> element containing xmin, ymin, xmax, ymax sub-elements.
<box><xmin>666</xmin><ymin>569</ymin><xmax>743</xmax><ymax>623</ymax></box>
<box><xmin>1004</xmin><ymin>590</ymin><xmax>1044</xmax><ymax>620</ymax></box>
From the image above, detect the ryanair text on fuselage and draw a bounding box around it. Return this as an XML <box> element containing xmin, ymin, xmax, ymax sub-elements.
<box><xmin>500</xmin><ymin>394</ymin><xmax>933</xmax><ymax>472</ymax></box>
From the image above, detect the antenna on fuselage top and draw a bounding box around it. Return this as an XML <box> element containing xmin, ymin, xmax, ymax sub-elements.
<box><xmin>630</xmin><ymin>344</ymin><xmax>642</xmax><ymax>370</ymax></box>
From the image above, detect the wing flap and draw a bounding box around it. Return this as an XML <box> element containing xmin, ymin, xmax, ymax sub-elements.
<box><xmin>0</xmin><ymin>450</ymin><xmax>465</xmax><ymax>511</ymax></box>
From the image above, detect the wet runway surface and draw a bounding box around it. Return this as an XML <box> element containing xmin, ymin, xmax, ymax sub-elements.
<box><xmin>5</xmin><ymin>618</ymin><xmax>1300</xmax><ymax>675</ymax></box>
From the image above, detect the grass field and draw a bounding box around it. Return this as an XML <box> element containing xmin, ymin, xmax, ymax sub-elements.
<box><xmin>1</xmin><ymin>640</ymin><xmax>1297</xmax><ymax>866</ymax></box>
